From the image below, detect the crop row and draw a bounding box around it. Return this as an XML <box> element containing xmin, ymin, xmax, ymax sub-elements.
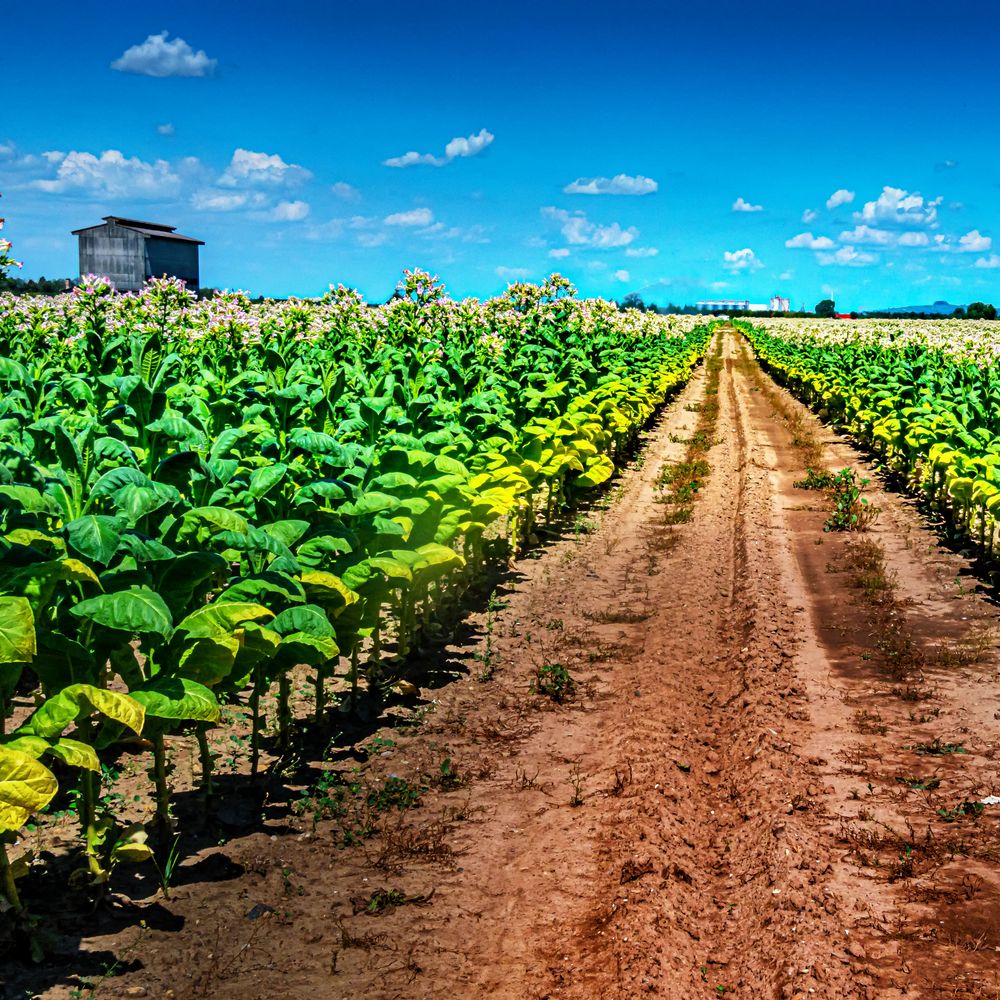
<box><xmin>741</xmin><ymin>317</ymin><xmax>1000</xmax><ymax>554</ymax></box>
<box><xmin>0</xmin><ymin>270</ymin><xmax>712</xmax><ymax>920</ymax></box>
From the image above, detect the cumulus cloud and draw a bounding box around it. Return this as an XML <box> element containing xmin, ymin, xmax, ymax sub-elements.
<box><xmin>157</xmin><ymin>123</ymin><xmax>175</xmax><ymax>136</ymax></box>
<box><xmin>548</xmin><ymin>248</ymin><xmax>570</xmax><ymax>258</ymax></box>
<box><xmin>958</xmin><ymin>229</ymin><xmax>991</xmax><ymax>252</ymax></box>
<box><xmin>897</xmin><ymin>231</ymin><xmax>930</xmax><ymax>247</ymax></box>
<box><xmin>785</xmin><ymin>232</ymin><xmax>835</xmax><ymax>250</ymax></box>
<box><xmin>330</xmin><ymin>181</ymin><xmax>360</xmax><ymax>201</ymax></box>
<box><xmin>384</xmin><ymin>128</ymin><xmax>494</xmax><ymax>168</ymax></box>
<box><xmin>384</xmin><ymin>207</ymin><xmax>433</xmax><ymax>226</ymax></box>
<box><xmin>625</xmin><ymin>246</ymin><xmax>659</xmax><ymax>258</ymax></box>
<box><xmin>111</xmin><ymin>31</ymin><xmax>217</xmax><ymax>78</ymax></box>
<box><xmin>826</xmin><ymin>189</ymin><xmax>855</xmax><ymax>210</ymax></box>
<box><xmin>541</xmin><ymin>206</ymin><xmax>638</xmax><ymax>248</ymax></box>
<box><xmin>613</xmin><ymin>269</ymin><xmax>630</xmax><ymax>282</ymax></box>
<box><xmin>854</xmin><ymin>186</ymin><xmax>942</xmax><ymax>228</ymax></box>
<box><xmin>496</xmin><ymin>266</ymin><xmax>531</xmax><ymax>279</ymax></box>
<box><xmin>838</xmin><ymin>224</ymin><xmax>894</xmax><ymax>246</ymax></box>
<box><xmin>269</xmin><ymin>200</ymin><xmax>310</xmax><ymax>222</ymax></box>
<box><xmin>563</xmin><ymin>174</ymin><xmax>658</xmax><ymax>196</ymax></box>
<box><xmin>218</xmin><ymin>148</ymin><xmax>311</xmax><ymax>187</ymax></box>
<box><xmin>191</xmin><ymin>190</ymin><xmax>251</xmax><ymax>211</ymax></box>
<box><xmin>975</xmin><ymin>254</ymin><xmax>1000</xmax><ymax>269</ymax></box>
<box><xmin>816</xmin><ymin>245</ymin><xmax>878</xmax><ymax>266</ymax></box>
<box><xmin>801</xmin><ymin>208</ymin><xmax>818</xmax><ymax>224</ymax></box>
<box><xmin>32</xmin><ymin>149</ymin><xmax>182</xmax><ymax>198</ymax></box>
<box><xmin>732</xmin><ymin>196</ymin><xmax>762</xmax><ymax>213</ymax></box>
<box><xmin>722</xmin><ymin>248</ymin><xmax>763</xmax><ymax>272</ymax></box>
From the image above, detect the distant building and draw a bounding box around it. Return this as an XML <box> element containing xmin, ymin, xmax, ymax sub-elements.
<box><xmin>695</xmin><ymin>295</ymin><xmax>789</xmax><ymax>314</ymax></box>
<box><xmin>72</xmin><ymin>216</ymin><xmax>203</xmax><ymax>291</ymax></box>
<box><xmin>696</xmin><ymin>299</ymin><xmax>751</xmax><ymax>312</ymax></box>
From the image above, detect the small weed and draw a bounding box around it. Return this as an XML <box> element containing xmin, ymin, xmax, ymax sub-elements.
<box><xmin>794</xmin><ymin>467</ymin><xmax>836</xmax><ymax>490</ymax></box>
<box><xmin>896</xmin><ymin>775</ymin><xmax>942</xmax><ymax>791</ymax></box>
<box><xmin>913</xmin><ymin>740</ymin><xmax>967</xmax><ymax>756</ymax></box>
<box><xmin>569</xmin><ymin>762</ymin><xmax>585</xmax><ymax>806</ymax></box>
<box><xmin>352</xmin><ymin>887</ymin><xmax>435</xmax><ymax>916</ymax></box>
<box><xmin>534</xmin><ymin>663</ymin><xmax>575</xmax><ymax>702</ymax></box>
<box><xmin>824</xmin><ymin>468</ymin><xmax>880</xmax><ymax>532</ymax></box>
<box><xmin>937</xmin><ymin>801</ymin><xmax>985</xmax><ymax>823</ymax></box>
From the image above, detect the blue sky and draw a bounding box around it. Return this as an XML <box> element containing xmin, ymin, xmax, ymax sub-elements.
<box><xmin>3</xmin><ymin>0</ymin><xmax>1000</xmax><ymax>309</ymax></box>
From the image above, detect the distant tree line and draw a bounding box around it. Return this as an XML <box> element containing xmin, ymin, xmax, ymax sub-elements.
<box><xmin>0</xmin><ymin>274</ymin><xmax>71</xmax><ymax>295</ymax></box>
<box><xmin>618</xmin><ymin>293</ymin><xmax>998</xmax><ymax>321</ymax></box>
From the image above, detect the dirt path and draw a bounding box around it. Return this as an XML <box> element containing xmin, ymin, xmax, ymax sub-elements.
<box><xmin>25</xmin><ymin>329</ymin><xmax>1000</xmax><ymax>999</ymax></box>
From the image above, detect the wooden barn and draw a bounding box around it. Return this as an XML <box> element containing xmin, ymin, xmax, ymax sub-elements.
<box><xmin>72</xmin><ymin>216</ymin><xmax>203</xmax><ymax>291</ymax></box>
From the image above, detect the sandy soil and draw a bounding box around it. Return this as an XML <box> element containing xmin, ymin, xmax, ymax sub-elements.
<box><xmin>11</xmin><ymin>328</ymin><xmax>1000</xmax><ymax>999</ymax></box>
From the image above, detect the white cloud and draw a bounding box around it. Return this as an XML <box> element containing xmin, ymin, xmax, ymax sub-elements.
<box><xmin>709</xmin><ymin>280</ymin><xmax>729</xmax><ymax>291</ymax></box>
<box><xmin>541</xmin><ymin>206</ymin><xmax>638</xmax><ymax>248</ymax></box>
<box><xmin>384</xmin><ymin>128</ymin><xmax>494</xmax><ymax>168</ymax></box>
<box><xmin>897</xmin><ymin>231</ymin><xmax>929</xmax><ymax>247</ymax></box>
<box><xmin>157</xmin><ymin>123</ymin><xmax>175</xmax><ymax>136</ymax></box>
<box><xmin>854</xmin><ymin>186</ymin><xmax>942</xmax><ymax>227</ymax></box>
<box><xmin>801</xmin><ymin>208</ymin><xmax>818</xmax><ymax>224</ymax></box>
<box><xmin>384</xmin><ymin>208</ymin><xmax>434</xmax><ymax>226</ymax></box>
<box><xmin>732</xmin><ymin>196</ymin><xmax>762</xmax><ymax>213</ymax></box>
<box><xmin>111</xmin><ymin>31</ymin><xmax>217</xmax><ymax>78</ymax></box>
<box><xmin>723</xmin><ymin>248</ymin><xmax>763</xmax><ymax>272</ymax></box>
<box><xmin>958</xmin><ymin>229</ymin><xmax>991</xmax><ymax>252</ymax></box>
<box><xmin>826</xmin><ymin>189</ymin><xmax>855</xmax><ymax>210</ymax></box>
<box><xmin>191</xmin><ymin>190</ymin><xmax>249</xmax><ymax>211</ymax></box>
<box><xmin>496</xmin><ymin>266</ymin><xmax>531</xmax><ymax>279</ymax></box>
<box><xmin>357</xmin><ymin>232</ymin><xmax>387</xmax><ymax>248</ymax></box>
<box><xmin>331</xmin><ymin>181</ymin><xmax>360</xmax><ymax>201</ymax></box>
<box><xmin>975</xmin><ymin>254</ymin><xmax>1000</xmax><ymax>269</ymax></box>
<box><xmin>625</xmin><ymin>246</ymin><xmax>658</xmax><ymax>258</ymax></box>
<box><xmin>269</xmin><ymin>200</ymin><xmax>310</xmax><ymax>222</ymax></box>
<box><xmin>444</xmin><ymin>128</ymin><xmax>494</xmax><ymax>159</ymax></box>
<box><xmin>32</xmin><ymin>149</ymin><xmax>182</xmax><ymax>197</ymax></box>
<box><xmin>218</xmin><ymin>148</ymin><xmax>311</xmax><ymax>187</ymax></box>
<box><xmin>816</xmin><ymin>245</ymin><xmax>878</xmax><ymax>266</ymax></box>
<box><xmin>548</xmin><ymin>248</ymin><xmax>570</xmax><ymax>258</ymax></box>
<box><xmin>785</xmin><ymin>232</ymin><xmax>835</xmax><ymax>250</ymax></box>
<box><xmin>613</xmin><ymin>269</ymin><xmax>630</xmax><ymax>282</ymax></box>
<box><xmin>563</xmin><ymin>174</ymin><xmax>658</xmax><ymax>196</ymax></box>
<box><xmin>838</xmin><ymin>224</ymin><xmax>894</xmax><ymax>246</ymax></box>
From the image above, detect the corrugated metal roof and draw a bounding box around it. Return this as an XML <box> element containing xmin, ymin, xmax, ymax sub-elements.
<box><xmin>71</xmin><ymin>217</ymin><xmax>204</xmax><ymax>245</ymax></box>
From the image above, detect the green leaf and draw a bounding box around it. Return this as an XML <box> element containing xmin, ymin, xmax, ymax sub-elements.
<box><xmin>0</xmin><ymin>746</ymin><xmax>58</xmax><ymax>832</ymax></box>
<box><xmin>0</xmin><ymin>597</ymin><xmax>36</xmax><ymax>663</ymax></box>
<box><xmin>22</xmin><ymin>684</ymin><xmax>145</xmax><ymax>739</ymax></box>
<box><xmin>130</xmin><ymin>676</ymin><xmax>220</xmax><ymax>724</ymax></box>
<box><xmin>2</xmin><ymin>734</ymin><xmax>100</xmax><ymax>772</ymax></box>
<box><xmin>71</xmin><ymin>586</ymin><xmax>174</xmax><ymax>638</ymax></box>
<box><xmin>64</xmin><ymin>515</ymin><xmax>123</xmax><ymax>565</ymax></box>
<box><xmin>271</xmin><ymin>604</ymin><xmax>336</xmax><ymax>638</ymax></box>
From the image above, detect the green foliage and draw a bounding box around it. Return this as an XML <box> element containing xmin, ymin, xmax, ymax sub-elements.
<box><xmin>823</xmin><ymin>469</ymin><xmax>880</xmax><ymax>532</ymax></box>
<box><xmin>534</xmin><ymin>662</ymin><xmax>575</xmax><ymax>702</ymax></box>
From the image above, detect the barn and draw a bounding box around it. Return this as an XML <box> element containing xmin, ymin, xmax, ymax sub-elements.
<box><xmin>71</xmin><ymin>216</ymin><xmax>204</xmax><ymax>292</ymax></box>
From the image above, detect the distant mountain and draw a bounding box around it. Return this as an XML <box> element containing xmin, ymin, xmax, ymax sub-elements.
<box><xmin>876</xmin><ymin>300</ymin><xmax>964</xmax><ymax>316</ymax></box>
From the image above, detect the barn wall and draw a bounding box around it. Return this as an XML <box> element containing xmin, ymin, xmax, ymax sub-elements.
<box><xmin>145</xmin><ymin>239</ymin><xmax>200</xmax><ymax>288</ymax></box>
<box><xmin>77</xmin><ymin>222</ymin><xmax>145</xmax><ymax>291</ymax></box>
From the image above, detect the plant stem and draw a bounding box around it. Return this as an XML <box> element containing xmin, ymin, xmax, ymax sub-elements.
<box><xmin>195</xmin><ymin>725</ymin><xmax>213</xmax><ymax>798</ymax></box>
<box><xmin>0</xmin><ymin>841</ymin><xmax>21</xmax><ymax>912</ymax></box>
<box><xmin>150</xmin><ymin>731</ymin><xmax>173</xmax><ymax>838</ymax></box>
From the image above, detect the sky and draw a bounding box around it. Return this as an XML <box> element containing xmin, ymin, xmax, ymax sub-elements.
<box><xmin>3</xmin><ymin>0</ymin><xmax>1000</xmax><ymax>310</ymax></box>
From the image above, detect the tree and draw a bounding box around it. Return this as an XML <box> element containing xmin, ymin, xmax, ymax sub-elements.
<box><xmin>621</xmin><ymin>292</ymin><xmax>645</xmax><ymax>311</ymax></box>
<box><xmin>815</xmin><ymin>298</ymin><xmax>836</xmax><ymax>317</ymax></box>
<box><xmin>966</xmin><ymin>301</ymin><xmax>997</xmax><ymax>321</ymax></box>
